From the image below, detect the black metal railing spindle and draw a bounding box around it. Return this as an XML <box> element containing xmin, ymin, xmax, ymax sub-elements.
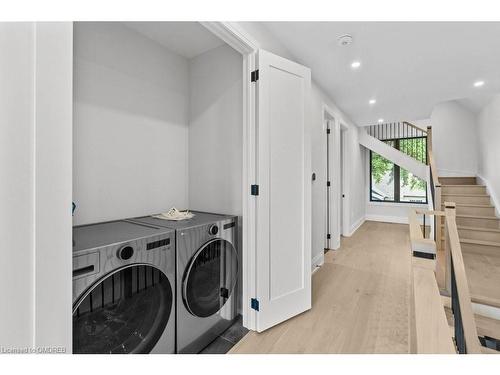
<box><xmin>451</xmin><ymin>258</ymin><xmax>466</xmax><ymax>353</ymax></box>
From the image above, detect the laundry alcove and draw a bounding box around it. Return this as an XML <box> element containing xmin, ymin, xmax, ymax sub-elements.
<box><xmin>72</xmin><ymin>21</ymin><xmax>245</xmax><ymax>353</ymax></box>
<box><xmin>73</xmin><ymin>21</ymin><xmax>243</xmax><ymax>228</ymax></box>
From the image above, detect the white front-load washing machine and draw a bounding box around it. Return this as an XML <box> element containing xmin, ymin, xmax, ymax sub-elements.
<box><xmin>129</xmin><ymin>211</ymin><xmax>239</xmax><ymax>353</ymax></box>
<box><xmin>72</xmin><ymin>220</ymin><xmax>176</xmax><ymax>354</ymax></box>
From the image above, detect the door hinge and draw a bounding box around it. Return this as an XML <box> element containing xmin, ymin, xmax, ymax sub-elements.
<box><xmin>327</xmin><ymin>181</ymin><xmax>331</xmax><ymax>187</ymax></box>
<box><xmin>251</xmin><ymin>298</ymin><xmax>260</xmax><ymax>311</ymax></box>
<box><xmin>327</xmin><ymin>234</ymin><xmax>331</xmax><ymax>240</ymax></box>
<box><xmin>326</xmin><ymin>128</ymin><xmax>331</xmax><ymax>134</ymax></box>
<box><xmin>251</xmin><ymin>184</ymin><xmax>259</xmax><ymax>196</ymax></box>
<box><xmin>251</xmin><ymin>69</ymin><xmax>259</xmax><ymax>82</ymax></box>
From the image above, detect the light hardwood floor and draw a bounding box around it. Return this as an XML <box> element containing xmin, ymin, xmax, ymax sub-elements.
<box><xmin>230</xmin><ymin>221</ymin><xmax>412</xmax><ymax>354</ymax></box>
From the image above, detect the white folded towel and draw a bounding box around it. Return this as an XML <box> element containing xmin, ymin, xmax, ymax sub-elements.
<box><xmin>153</xmin><ymin>207</ymin><xmax>194</xmax><ymax>221</ymax></box>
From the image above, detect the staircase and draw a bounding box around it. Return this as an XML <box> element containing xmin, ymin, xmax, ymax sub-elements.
<box><xmin>439</xmin><ymin>177</ymin><xmax>500</xmax><ymax>309</ymax></box>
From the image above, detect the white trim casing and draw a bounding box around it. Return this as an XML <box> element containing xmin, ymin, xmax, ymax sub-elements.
<box><xmin>34</xmin><ymin>22</ymin><xmax>73</xmax><ymax>350</ymax></box>
<box><xmin>323</xmin><ymin>104</ymin><xmax>351</xmax><ymax>251</ymax></box>
<box><xmin>340</xmin><ymin>123</ymin><xmax>350</xmax><ymax>237</ymax></box>
<box><xmin>201</xmin><ymin>22</ymin><xmax>258</xmax><ymax>331</ymax></box>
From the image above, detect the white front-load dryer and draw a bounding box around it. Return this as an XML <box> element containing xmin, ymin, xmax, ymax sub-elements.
<box><xmin>129</xmin><ymin>211</ymin><xmax>239</xmax><ymax>353</ymax></box>
<box><xmin>72</xmin><ymin>220</ymin><xmax>176</xmax><ymax>354</ymax></box>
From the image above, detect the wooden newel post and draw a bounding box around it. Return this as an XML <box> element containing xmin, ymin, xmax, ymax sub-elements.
<box><xmin>444</xmin><ymin>202</ymin><xmax>456</xmax><ymax>294</ymax></box>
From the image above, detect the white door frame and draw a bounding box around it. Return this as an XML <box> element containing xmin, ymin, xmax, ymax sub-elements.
<box><xmin>323</xmin><ymin>104</ymin><xmax>350</xmax><ymax>249</ymax></box>
<box><xmin>324</xmin><ymin>115</ymin><xmax>334</xmax><ymax>250</ymax></box>
<box><xmin>340</xmin><ymin>123</ymin><xmax>350</xmax><ymax>237</ymax></box>
<box><xmin>201</xmin><ymin>22</ymin><xmax>259</xmax><ymax>331</ymax></box>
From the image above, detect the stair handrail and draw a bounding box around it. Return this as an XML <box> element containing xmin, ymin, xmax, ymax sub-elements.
<box><xmin>427</xmin><ymin>126</ymin><xmax>442</xmax><ymax>252</ymax></box>
<box><xmin>409</xmin><ymin>208</ymin><xmax>455</xmax><ymax>353</ymax></box>
<box><xmin>367</xmin><ymin>121</ymin><xmax>427</xmax><ymax>140</ymax></box>
<box><xmin>443</xmin><ymin>202</ymin><xmax>482</xmax><ymax>354</ymax></box>
<box><xmin>408</xmin><ymin>206</ymin><xmax>482</xmax><ymax>353</ymax></box>
<box><xmin>403</xmin><ymin>121</ymin><xmax>428</xmax><ymax>136</ymax></box>
<box><xmin>426</xmin><ymin>126</ymin><xmax>440</xmax><ymax>185</ymax></box>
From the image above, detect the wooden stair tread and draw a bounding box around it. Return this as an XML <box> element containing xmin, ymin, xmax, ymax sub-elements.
<box><xmin>439</xmin><ymin>176</ymin><xmax>476</xmax><ymax>179</ymax></box>
<box><xmin>457</xmin><ymin>226</ymin><xmax>500</xmax><ymax>233</ymax></box>
<box><xmin>443</xmin><ymin>184</ymin><xmax>485</xmax><ymax>187</ymax></box>
<box><xmin>442</xmin><ymin>203</ymin><xmax>495</xmax><ymax>208</ymax></box>
<box><xmin>445</xmin><ymin>303</ymin><xmax>500</xmax><ymax>340</ymax></box>
<box><xmin>442</xmin><ymin>193</ymin><xmax>490</xmax><ymax>197</ymax></box>
<box><xmin>460</xmin><ymin>238</ymin><xmax>500</xmax><ymax>247</ymax></box>
<box><xmin>462</xmin><ymin>251</ymin><xmax>500</xmax><ymax>307</ymax></box>
<box><xmin>471</xmin><ymin>294</ymin><xmax>500</xmax><ymax>309</ymax></box>
<box><xmin>456</xmin><ymin>214</ymin><xmax>499</xmax><ymax>220</ymax></box>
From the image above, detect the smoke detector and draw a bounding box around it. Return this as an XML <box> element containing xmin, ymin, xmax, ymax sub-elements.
<box><xmin>337</xmin><ymin>34</ymin><xmax>353</xmax><ymax>47</ymax></box>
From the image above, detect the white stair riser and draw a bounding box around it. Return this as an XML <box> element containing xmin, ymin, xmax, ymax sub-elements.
<box><xmin>442</xmin><ymin>195</ymin><xmax>491</xmax><ymax>205</ymax></box>
<box><xmin>442</xmin><ymin>186</ymin><xmax>487</xmax><ymax>195</ymax></box>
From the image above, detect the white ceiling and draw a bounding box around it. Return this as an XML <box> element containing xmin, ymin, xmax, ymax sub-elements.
<box><xmin>456</xmin><ymin>93</ymin><xmax>495</xmax><ymax>114</ymax></box>
<box><xmin>123</xmin><ymin>22</ymin><xmax>225</xmax><ymax>59</ymax></box>
<box><xmin>262</xmin><ymin>22</ymin><xmax>500</xmax><ymax>125</ymax></box>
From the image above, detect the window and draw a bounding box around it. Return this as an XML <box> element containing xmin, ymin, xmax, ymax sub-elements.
<box><xmin>370</xmin><ymin>137</ymin><xmax>427</xmax><ymax>204</ymax></box>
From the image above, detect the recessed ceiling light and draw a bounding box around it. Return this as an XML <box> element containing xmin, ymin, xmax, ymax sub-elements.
<box><xmin>369</xmin><ymin>99</ymin><xmax>376</xmax><ymax>105</ymax></box>
<box><xmin>351</xmin><ymin>61</ymin><xmax>361</xmax><ymax>69</ymax></box>
<box><xmin>473</xmin><ymin>80</ymin><xmax>485</xmax><ymax>87</ymax></box>
<box><xmin>378</xmin><ymin>118</ymin><xmax>384</xmax><ymax>124</ymax></box>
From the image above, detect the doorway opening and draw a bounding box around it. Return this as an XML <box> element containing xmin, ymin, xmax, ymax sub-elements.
<box><xmin>325</xmin><ymin>116</ymin><xmax>334</xmax><ymax>251</ymax></box>
<box><xmin>324</xmin><ymin>106</ymin><xmax>350</xmax><ymax>251</ymax></box>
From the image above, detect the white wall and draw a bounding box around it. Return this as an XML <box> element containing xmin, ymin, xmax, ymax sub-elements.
<box><xmin>0</xmin><ymin>22</ymin><xmax>72</xmax><ymax>351</ymax></box>
<box><xmin>188</xmin><ymin>44</ymin><xmax>243</xmax><ymax>216</ymax></box>
<box><xmin>430</xmin><ymin>100</ymin><xmax>479</xmax><ymax>177</ymax></box>
<box><xmin>0</xmin><ymin>22</ymin><xmax>36</xmax><ymax>349</ymax></box>
<box><xmin>236</xmin><ymin>22</ymin><xmax>366</xmax><ymax>268</ymax></box>
<box><xmin>73</xmin><ymin>22</ymin><xmax>190</xmax><ymax>225</ymax></box>
<box><xmin>477</xmin><ymin>94</ymin><xmax>500</xmax><ymax>211</ymax></box>
<box><xmin>188</xmin><ymin>43</ymin><xmax>243</xmax><ymax>312</ymax></box>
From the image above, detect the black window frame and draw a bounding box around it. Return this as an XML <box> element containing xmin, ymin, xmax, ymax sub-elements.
<box><xmin>369</xmin><ymin>136</ymin><xmax>428</xmax><ymax>205</ymax></box>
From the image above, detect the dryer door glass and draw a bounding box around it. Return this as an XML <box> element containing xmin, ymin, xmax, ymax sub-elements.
<box><xmin>183</xmin><ymin>238</ymin><xmax>238</xmax><ymax>318</ymax></box>
<box><xmin>73</xmin><ymin>265</ymin><xmax>173</xmax><ymax>354</ymax></box>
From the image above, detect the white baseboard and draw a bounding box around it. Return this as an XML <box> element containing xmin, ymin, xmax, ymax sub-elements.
<box><xmin>365</xmin><ymin>214</ymin><xmax>409</xmax><ymax>224</ymax></box>
<box><xmin>477</xmin><ymin>174</ymin><xmax>500</xmax><ymax>217</ymax></box>
<box><xmin>344</xmin><ymin>215</ymin><xmax>365</xmax><ymax>237</ymax></box>
<box><xmin>311</xmin><ymin>252</ymin><xmax>324</xmax><ymax>271</ymax></box>
<box><xmin>331</xmin><ymin>238</ymin><xmax>341</xmax><ymax>250</ymax></box>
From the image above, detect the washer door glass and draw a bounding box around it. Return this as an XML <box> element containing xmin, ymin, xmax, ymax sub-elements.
<box><xmin>183</xmin><ymin>238</ymin><xmax>238</xmax><ymax>318</ymax></box>
<box><xmin>73</xmin><ymin>265</ymin><xmax>173</xmax><ymax>354</ymax></box>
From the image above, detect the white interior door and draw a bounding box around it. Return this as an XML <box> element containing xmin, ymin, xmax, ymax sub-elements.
<box><xmin>255</xmin><ymin>49</ymin><xmax>312</xmax><ymax>332</ymax></box>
